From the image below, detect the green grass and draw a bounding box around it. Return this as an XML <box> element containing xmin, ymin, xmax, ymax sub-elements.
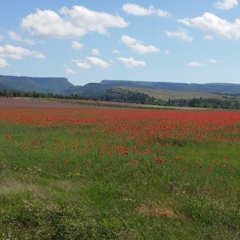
<box><xmin>115</xmin><ymin>86</ymin><xmax>232</xmax><ymax>101</ymax></box>
<box><xmin>0</xmin><ymin>113</ymin><xmax>240</xmax><ymax>239</ymax></box>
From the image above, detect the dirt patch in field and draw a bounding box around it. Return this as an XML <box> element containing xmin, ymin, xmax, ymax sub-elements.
<box><xmin>137</xmin><ymin>204</ymin><xmax>177</xmax><ymax>219</ymax></box>
<box><xmin>0</xmin><ymin>178</ymin><xmax>51</xmax><ymax>199</ymax></box>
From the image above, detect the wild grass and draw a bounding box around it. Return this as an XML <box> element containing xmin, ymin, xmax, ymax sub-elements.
<box><xmin>114</xmin><ymin>86</ymin><xmax>231</xmax><ymax>101</ymax></box>
<box><xmin>0</xmin><ymin>107</ymin><xmax>240</xmax><ymax>239</ymax></box>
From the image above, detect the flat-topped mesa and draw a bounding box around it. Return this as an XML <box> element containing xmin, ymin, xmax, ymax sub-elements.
<box><xmin>0</xmin><ymin>75</ymin><xmax>73</xmax><ymax>94</ymax></box>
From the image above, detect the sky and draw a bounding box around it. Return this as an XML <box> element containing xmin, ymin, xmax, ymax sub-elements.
<box><xmin>0</xmin><ymin>0</ymin><xmax>240</xmax><ymax>86</ymax></box>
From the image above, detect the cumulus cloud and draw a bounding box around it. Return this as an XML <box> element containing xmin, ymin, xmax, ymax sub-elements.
<box><xmin>117</xmin><ymin>57</ymin><xmax>146</xmax><ymax>68</ymax></box>
<box><xmin>208</xmin><ymin>59</ymin><xmax>218</xmax><ymax>63</ymax></box>
<box><xmin>188</xmin><ymin>61</ymin><xmax>203</xmax><ymax>67</ymax></box>
<box><xmin>214</xmin><ymin>0</ymin><xmax>238</xmax><ymax>10</ymax></box>
<box><xmin>208</xmin><ymin>59</ymin><xmax>223</xmax><ymax>63</ymax></box>
<box><xmin>121</xmin><ymin>35</ymin><xmax>160</xmax><ymax>54</ymax></box>
<box><xmin>204</xmin><ymin>35</ymin><xmax>214</xmax><ymax>40</ymax></box>
<box><xmin>72</xmin><ymin>59</ymin><xmax>91</xmax><ymax>69</ymax></box>
<box><xmin>71</xmin><ymin>41</ymin><xmax>84</xmax><ymax>50</ymax></box>
<box><xmin>8</xmin><ymin>31</ymin><xmax>34</xmax><ymax>45</ymax></box>
<box><xmin>165</xmin><ymin>28</ymin><xmax>193</xmax><ymax>42</ymax></box>
<box><xmin>0</xmin><ymin>58</ymin><xmax>8</xmax><ymax>68</ymax></box>
<box><xmin>72</xmin><ymin>57</ymin><xmax>111</xmax><ymax>69</ymax></box>
<box><xmin>92</xmin><ymin>48</ymin><xmax>100</xmax><ymax>55</ymax></box>
<box><xmin>64</xmin><ymin>66</ymin><xmax>77</xmax><ymax>74</ymax></box>
<box><xmin>87</xmin><ymin>57</ymin><xmax>111</xmax><ymax>68</ymax></box>
<box><xmin>113</xmin><ymin>49</ymin><xmax>119</xmax><ymax>54</ymax></box>
<box><xmin>122</xmin><ymin>3</ymin><xmax>168</xmax><ymax>17</ymax></box>
<box><xmin>0</xmin><ymin>44</ymin><xmax>45</xmax><ymax>59</ymax></box>
<box><xmin>178</xmin><ymin>12</ymin><xmax>240</xmax><ymax>40</ymax></box>
<box><xmin>21</xmin><ymin>6</ymin><xmax>128</xmax><ymax>38</ymax></box>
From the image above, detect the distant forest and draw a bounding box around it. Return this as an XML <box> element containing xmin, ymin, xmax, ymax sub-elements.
<box><xmin>1</xmin><ymin>89</ymin><xmax>240</xmax><ymax>109</ymax></box>
<box><xmin>100</xmin><ymin>89</ymin><xmax>240</xmax><ymax>109</ymax></box>
<box><xmin>0</xmin><ymin>89</ymin><xmax>91</xmax><ymax>100</ymax></box>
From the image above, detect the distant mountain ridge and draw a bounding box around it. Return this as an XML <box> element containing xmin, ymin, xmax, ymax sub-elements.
<box><xmin>1</xmin><ymin>75</ymin><xmax>240</xmax><ymax>97</ymax></box>
<box><xmin>99</xmin><ymin>80</ymin><xmax>240</xmax><ymax>94</ymax></box>
<box><xmin>0</xmin><ymin>75</ymin><xmax>73</xmax><ymax>94</ymax></box>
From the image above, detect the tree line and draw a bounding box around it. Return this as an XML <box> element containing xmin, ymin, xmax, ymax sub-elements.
<box><xmin>0</xmin><ymin>89</ymin><xmax>92</xmax><ymax>100</ymax></box>
<box><xmin>100</xmin><ymin>89</ymin><xmax>240</xmax><ymax>109</ymax></box>
<box><xmin>1</xmin><ymin>88</ymin><xmax>240</xmax><ymax>109</ymax></box>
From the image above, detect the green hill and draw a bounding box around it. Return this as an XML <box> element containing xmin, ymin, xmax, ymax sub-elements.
<box><xmin>65</xmin><ymin>80</ymin><xmax>240</xmax><ymax>97</ymax></box>
<box><xmin>1</xmin><ymin>75</ymin><xmax>240</xmax><ymax>98</ymax></box>
<box><xmin>0</xmin><ymin>75</ymin><xmax>73</xmax><ymax>94</ymax></box>
<box><xmin>99</xmin><ymin>80</ymin><xmax>240</xmax><ymax>94</ymax></box>
<box><xmin>112</xmin><ymin>87</ymin><xmax>227</xmax><ymax>101</ymax></box>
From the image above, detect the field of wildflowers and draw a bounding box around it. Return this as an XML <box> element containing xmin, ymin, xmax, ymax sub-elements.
<box><xmin>0</xmin><ymin>99</ymin><xmax>240</xmax><ymax>239</ymax></box>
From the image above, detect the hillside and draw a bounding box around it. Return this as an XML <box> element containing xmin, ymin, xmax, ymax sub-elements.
<box><xmin>65</xmin><ymin>80</ymin><xmax>240</xmax><ymax>97</ymax></box>
<box><xmin>0</xmin><ymin>75</ymin><xmax>73</xmax><ymax>94</ymax></box>
<box><xmin>1</xmin><ymin>75</ymin><xmax>240</xmax><ymax>98</ymax></box>
<box><xmin>111</xmin><ymin>87</ymin><xmax>229</xmax><ymax>101</ymax></box>
<box><xmin>63</xmin><ymin>83</ymin><xmax>108</xmax><ymax>97</ymax></box>
<box><xmin>102</xmin><ymin>87</ymin><xmax>240</xmax><ymax>109</ymax></box>
<box><xmin>99</xmin><ymin>80</ymin><xmax>240</xmax><ymax>94</ymax></box>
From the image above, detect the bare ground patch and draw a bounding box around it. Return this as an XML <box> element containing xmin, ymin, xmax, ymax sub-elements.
<box><xmin>137</xmin><ymin>204</ymin><xmax>178</xmax><ymax>219</ymax></box>
<box><xmin>0</xmin><ymin>178</ymin><xmax>51</xmax><ymax>199</ymax></box>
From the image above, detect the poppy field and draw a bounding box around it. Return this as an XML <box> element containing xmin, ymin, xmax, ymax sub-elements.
<box><xmin>0</xmin><ymin>100</ymin><xmax>240</xmax><ymax>239</ymax></box>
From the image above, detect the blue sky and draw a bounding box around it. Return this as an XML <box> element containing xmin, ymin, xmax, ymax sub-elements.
<box><xmin>0</xmin><ymin>0</ymin><xmax>240</xmax><ymax>85</ymax></box>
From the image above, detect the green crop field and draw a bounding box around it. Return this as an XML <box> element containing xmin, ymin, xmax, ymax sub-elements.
<box><xmin>113</xmin><ymin>86</ymin><xmax>233</xmax><ymax>101</ymax></box>
<box><xmin>0</xmin><ymin>99</ymin><xmax>240</xmax><ymax>239</ymax></box>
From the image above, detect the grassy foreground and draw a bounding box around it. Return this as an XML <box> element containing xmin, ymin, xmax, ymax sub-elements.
<box><xmin>0</xmin><ymin>107</ymin><xmax>240</xmax><ymax>239</ymax></box>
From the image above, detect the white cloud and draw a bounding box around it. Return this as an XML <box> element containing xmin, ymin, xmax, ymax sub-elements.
<box><xmin>118</xmin><ymin>57</ymin><xmax>146</xmax><ymax>68</ymax></box>
<box><xmin>214</xmin><ymin>0</ymin><xmax>238</xmax><ymax>10</ymax></box>
<box><xmin>164</xmin><ymin>49</ymin><xmax>170</xmax><ymax>56</ymax></box>
<box><xmin>165</xmin><ymin>28</ymin><xmax>193</xmax><ymax>42</ymax></box>
<box><xmin>72</xmin><ymin>57</ymin><xmax>111</xmax><ymax>69</ymax></box>
<box><xmin>113</xmin><ymin>49</ymin><xmax>119</xmax><ymax>54</ymax></box>
<box><xmin>71</xmin><ymin>41</ymin><xmax>84</xmax><ymax>50</ymax></box>
<box><xmin>204</xmin><ymin>35</ymin><xmax>214</xmax><ymax>40</ymax></box>
<box><xmin>178</xmin><ymin>12</ymin><xmax>240</xmax><ymax>40</ymax></box>
<box><xmin>87</xmin><ymin>56</ymin><xmax>111</xmax><ymax>68</ymax></box>
<box><xmin>0</xmin><ymin>58</ymin><xmax>8</xmax><ymax>68</ymax></box>
<box><xmin>122</xmin><ymin>3</ymin><xmax>168</xmax><ymax>17</ymax></box>
<box><xmin>0</xmin><ymin>44</ymin><xmax>45</xmax><ymax>59</ymax></box>
<box><xmin>21</xmin><ymin>6</ymin><xmax>128</xmax><ymax>38</ymax></box>
<box><xmin>64</xmin><ymin>66</ymin><xmax>77</xmax><ymax>74</ymax></box>
<box><xmin>208</xmin><ymin>59</ymin><xmax>223</xmax><ymax>63</ymax></box>
<box><xmin>92</xmin><ymin>48</ymin><xmax>100</xmax><ymax>55</ymax></box>
<box><xmin>156</xmin><ymin>10</ymin><xmax>170</xmax><ymax>18</ymax></box>
<box><xmin>8</xmin><ymin>31</ymin><xmax>34</xmax><ymax>45</ymax></box>
<box><xmin>72</xmin><ymin>59</ymin><xmax>91</xmax><ymax>69</ymax></box>
<box><xmin>121</xmin><ymin>35</ymin><xmax>160</xmax><ymax>54</ymax></box>
<box><xmin>208</xmin><ymin>59</ymin><xmax>218</xmax><ymax>63</ymax></box>
<box><xmin>188</xmin><ymin>61</ymin><xmax>203</xmax><ymax>67</ymax></box>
